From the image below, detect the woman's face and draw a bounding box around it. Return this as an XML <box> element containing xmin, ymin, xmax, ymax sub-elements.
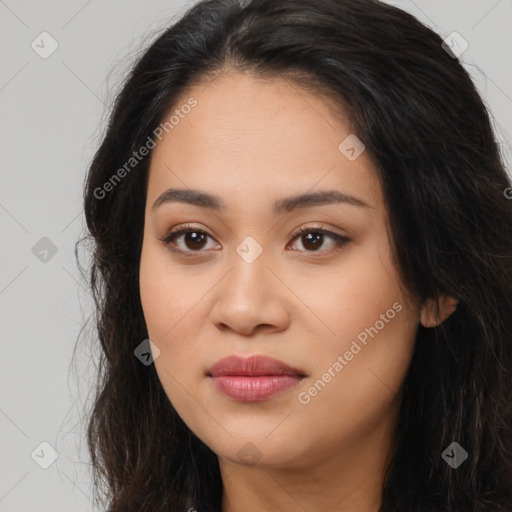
<box><xmin>139</xmin><ymin>71</ymin><xmax>422</xmax><ymax>470</ymax></box>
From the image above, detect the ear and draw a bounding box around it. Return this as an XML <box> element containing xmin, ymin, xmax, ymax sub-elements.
<box><xmin>419</xmin><ymin>294</ymin><xmax>458</xmax><ymax>328</ymax></box>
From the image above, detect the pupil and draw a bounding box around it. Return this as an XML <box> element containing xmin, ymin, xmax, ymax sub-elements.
<box><xmin>186</xmin><ymin>232</ymin><xmax>206</xmax><ymax>249</ymax></box>
<box><xmin>304</xmin><ymin>232</ymin><xmax>322</xmax><ymax>250</ymax></box>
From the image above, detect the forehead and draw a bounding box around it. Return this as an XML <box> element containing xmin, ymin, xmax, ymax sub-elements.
<box><xmin>147</xmin><ymin>72</ymin><xmax>384</xmax><ymax>215</ymax></box>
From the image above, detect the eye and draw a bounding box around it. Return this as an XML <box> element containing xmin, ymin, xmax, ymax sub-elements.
<box><xmin>288</xmin><ymin>224</ymin><xmax>350</xmax><ymax>254</ymax></box>
<box><xmin>160</xmin><ymin>223</ymin><xmax>350</xmax><ymax>257</ymax></box>
<box><xmin>160</xmin><ymin>223</ymin><xmax>219</xmax><ymax>257</ymax></box>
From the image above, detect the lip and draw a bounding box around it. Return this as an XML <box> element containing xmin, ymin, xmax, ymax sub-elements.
<box><xmin>207</xmin><ymin>355</ymin><xmax>307</xmax><ymax>402</ymax></box>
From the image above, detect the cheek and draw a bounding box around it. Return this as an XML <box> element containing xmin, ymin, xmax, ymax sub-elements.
<box><xmin>139</xmin><ymin>238</ymin><xmax>207</xmax><ymax>383</ymax></box>
<box><xmin>298</xmin><ymin>235</ymin><xmax>418</xmax><ymax>424</ymax></box>
<box><xmin>314</xmin><ymin>233</ymin><xmax>409</xmax><ymax>345</ymax></box>
<box><xmin>139</xmin><ymin>238</ymin><xmax>193</xmax><ymax>338</ymax></box>
<box><xmin>139</xmin><ymin>248</ymin><xmax>197</xmax><ymax>416</ymax></box>
<box><xmin>295</xmin><ymin>303</ymin><xmax>417</xmax><ymax>462</ymax></box>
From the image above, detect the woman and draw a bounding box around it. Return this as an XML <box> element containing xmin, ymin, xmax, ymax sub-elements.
<box><xmin>80</xmin><ymin>0</ymin><xmax>512</xmax><ymax>510</ymax></box>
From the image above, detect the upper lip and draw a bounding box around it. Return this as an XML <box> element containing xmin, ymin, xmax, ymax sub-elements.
<box><xmin>207</xmin><ymin>355</ymin><xmax>307</xmax><ymax>377</ymax></box>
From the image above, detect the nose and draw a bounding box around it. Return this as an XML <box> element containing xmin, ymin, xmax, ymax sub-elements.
<box><xmin>208</xmin><ymin>253</ymin><xmax>291</xmax><ymax>337</ymax></box>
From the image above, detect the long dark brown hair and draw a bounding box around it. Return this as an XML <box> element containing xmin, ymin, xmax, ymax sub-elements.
<box><xmin>78</xmin><ymin>0</ymin><xmax>512</xmax><ymax>510</ymax></box>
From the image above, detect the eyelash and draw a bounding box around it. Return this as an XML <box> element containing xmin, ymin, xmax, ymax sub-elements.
<box><xmin>160</xmin><ymin>223</ymin><xmax>350</xmax><ymax>258</ymax></box>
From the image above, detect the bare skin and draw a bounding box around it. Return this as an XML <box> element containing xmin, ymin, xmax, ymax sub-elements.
<box><xmin>139</xmin><ymin>70</ymin><xmax>457</xmax><ymax>512</ymax></box>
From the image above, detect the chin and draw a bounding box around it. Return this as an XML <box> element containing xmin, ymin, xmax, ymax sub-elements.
<box><xmin>201</xmin><ymin>429</ymin><xmax>308</xmax><ymax>469</ymax></box>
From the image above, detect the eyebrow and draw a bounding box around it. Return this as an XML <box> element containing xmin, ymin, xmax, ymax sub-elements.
<box><xmin>152</xmin><ymin>188</ymin><xmax>371</xmax><ymax>214</ymax></box>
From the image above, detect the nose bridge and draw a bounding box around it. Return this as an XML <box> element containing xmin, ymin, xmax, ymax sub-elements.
<box><xmin>208</xmin><ymin>233</ymin><xmax>290</xmax><ymax>334</ymax></box>
<box><xmin>228</xmin><ymin>234</ymin><xmax>273</xmax><ymax>297</ymax></box>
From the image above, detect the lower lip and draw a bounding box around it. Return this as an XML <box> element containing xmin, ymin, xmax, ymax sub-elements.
<box><xmin>209</xmin><ymin>375</ymin><xmax>303</xmax><ymax>401</ymax></box>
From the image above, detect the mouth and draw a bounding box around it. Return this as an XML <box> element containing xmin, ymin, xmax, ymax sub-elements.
<box><xmin>206</xmin><ymin>354</ymin><xmax>307</xmax><ymax>402</ymax></box>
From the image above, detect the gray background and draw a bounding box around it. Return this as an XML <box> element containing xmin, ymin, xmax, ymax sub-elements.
<box><xmin>0</xmin><ymin>0</ymin><xmax>510</xmax><ymax>510</ymax></box>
